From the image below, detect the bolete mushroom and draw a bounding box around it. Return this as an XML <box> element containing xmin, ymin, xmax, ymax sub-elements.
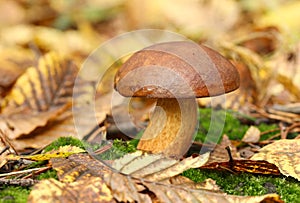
<box><xmin>114</xmin><ymin>41</ymin><xmax>239</xmax><ymax>158</ymax></box>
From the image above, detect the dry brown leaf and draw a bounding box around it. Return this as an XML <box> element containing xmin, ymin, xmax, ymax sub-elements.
<box><xmin>0</xmin><ymin>52</ymin><xmax>77</xmax><ymax>140</ymax></box>
<box><xmin>0</xmin><ymin>48</ymin><xmax>34</xmax><ymax>97</ymax></box>
<box><xmin>0</xmin><ymin>105</ymin><xmax>68</xmax><ymax>140</ymax></box>
<box><xmin>1</xmin><ymin>52</ymin><xmax>77</xmax><ymax>112</ymax></box>
<box><xmin>9</xmin><ymin>93</ymin><xmax>108</xmax><ymax>151</ymax></box>
<box><xmin>205</xmin><ymin>135</ymin><xmax>239</xmax><ymax>165</ymax></box>
<box><xmin>126</xmin><ymin>0</ymin><xmax>239</xmax><ymax>38</ymax></box>
<box><xmin>163</xmin><ymin>176</ymin><xmax>221</xmax><ymax>191</ymax></box>
<box><xmin>259</xmin><ymin>1</ymin><xmax>300</xmax><ymax>42</ymax></box>
<box><xmin>144</xmin><ymin>181</ymin><xmax>282</xmax><ymax>203</ymax></box>
<box><xmin>49</xmin><ymin>153</ymin><xmax>282</xmax><ymax>203</ymax></box>
<box><xmin>0</xmin><ymin>24</ymin><xmax>100</xmax><ymax>61</ymax></box>
<box><xmin>9</xmin><ymin>111</ymin><xmax>76</xmax><ymax>150</ymax></box>
<box><xmin>51</xmin><ymin>153</ymin><xmax>111</xmax><ymax>183</ymax></box>
<box><xmin>242</xmin><ymin>126</ymin><xmax>261</xmax><ymax>143</ymax></box>
<box><xmin>28</xmin><ymin>177</ymin><xmax>114</xmax><ymax>203</ymax></box>
<box><xmin>112</xmin><ymin>151</ymin><xmax>210</xmax><ymax>181</ymax></box>
<box><xmin>201</xmin><ymin>158</ymin><xmax>281</xmax><ymax>176</ymax></box>
<box><xmin>251</xmin><ymin>139</ymin><xmax>300</xmax><ymax>181</ymax></box>
<box><xmin>50</xmin><ymin>153</ymin><xmax>153</xmax><ymax>202</ymax></box>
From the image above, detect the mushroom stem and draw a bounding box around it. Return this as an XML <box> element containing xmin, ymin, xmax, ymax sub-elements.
<box><xmin>137</xmin><ymin>98</ymin><xmax>198</xmax><ymax>158</ymax></box>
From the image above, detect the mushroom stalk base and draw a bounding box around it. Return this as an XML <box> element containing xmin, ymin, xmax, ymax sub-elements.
<box><xmin>137</xmin><ymin>98</ymin><xmax>197</xmax><ymax>158</ymax></box>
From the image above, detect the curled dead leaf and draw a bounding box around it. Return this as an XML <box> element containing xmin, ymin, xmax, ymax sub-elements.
<box><xmin>251</xmin><ymin>139</ymin><xmax>300</xmax><ymax>181</ymax></box>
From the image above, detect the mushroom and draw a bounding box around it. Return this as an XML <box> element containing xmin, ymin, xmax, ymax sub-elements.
<box><xmin>114</xmin><ymin>41</ymin><xmax>240</xmax><ymax>158</ymax></box>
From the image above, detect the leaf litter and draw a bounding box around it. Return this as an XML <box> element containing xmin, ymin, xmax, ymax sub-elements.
<box><xmin>1</xmin><ymin>0</ymin><xmax>300</xmax><ymax>202</ymax></box>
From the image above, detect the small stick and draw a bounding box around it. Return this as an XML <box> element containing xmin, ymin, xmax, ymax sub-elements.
<box><xmin>0</xmin><ymin>130</ymin><xmax>18</xmax><ymax>155</ymax></box>
<box><xmin>22</xmin><ymin>166</ymin><xmax>51</xmax><ymax>179</ymax></box>
<box><xmin>0</xmin><ymin>178</ymin><xmax>39</xmax><ymax>187</ymax></box>
<box><xmin>0</xmin><ymin>146</ymin><xmax>9</xmax><ymax>156</ymax></box>
<box><xmin>0</xmin><ymin>167</ymin><xmax>50</xmax><ymax>178</ymax></box>
<box><xmin>225</xmin><ymin>146</ymin><xmax>234</xmax><ymax>163</ymax></box>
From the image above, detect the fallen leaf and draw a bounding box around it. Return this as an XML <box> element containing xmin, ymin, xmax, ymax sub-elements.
<box><xmin>144</xmin><ymin>181</ymin><xmax>282</xmax><ymax>203</ymax></box>
<box><xmin>201</xmin><ymin>159</ymin><xmax>281</xmax><ymax>176</ymax></box>
<box><xmin>164</xmin><ymin>176</ymin><xmax>221</xmax><ymax>191</ymax></box>
<box><xmin>0</xmin><ymin>48</ymin><xmax>33</xmax><ymax>97</ymax></box>
<box><xmin>28</xmin><ymin>177</ymin><xmax>114</xmax><ymax>203</ymax></box>
<box><xmin>251</xmin><ymin>139</ymin><xmax>300</xmax><ymax>181</ymax></box>
<box><xmin>242</xmin><ymin>126</ymin><xmax>261</xmax><ymax>143</ymax></box>
<box><xmin>2</xmin><ymin>52</ymin><xmax>77</xmax><ymax>112</ymax></box>
<box><xmin>205</xmin><ymin>135</ymin><xmax>239</xmax><ymax>165</ymax></box>
<box><xmin>0</xmin><ymin>52</ymin><xmax>77</xmax><ymax>140</ymax></box>
<box><xmin>51</xmin><ymin>153</ymin><xmax>111</xmax><ymax>183</ymax></box>
<box><xmin>112</xmin><ymin>151</ymin><xmax>210</xmax><ymax>181</ymax></box>
<box><xmin>49</xmin><ymin>153</ymin><xmax>282</xmax><ymax>203</ymax></box>
<box><xmin>0</xmin><ymin>105</ymin><xmax>68</xmax><ymax>140</ymax></box>
<box><xmin>6</xmin><ymin>146</ymin><xmax>85</xmax><ymax>161</ymax></box>
<box><xmin>259</xmin><ymin>1</ymin><xmax>300</xmax><ymax>42</ymax></box>
<box><xmin>202</xmin><ymin>147</ymin><xmax>281</xmax><ymax>176</ymax></box>
<box><xmin>126</xmin><ymin>0</ymin><xmax>239</xmax><ymax>38</ymax></box>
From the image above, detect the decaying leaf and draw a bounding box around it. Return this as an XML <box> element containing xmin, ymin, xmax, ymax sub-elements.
<box><xmin>112</xmin><ymin>151</ymin><xmax>209</xmax><ymax>181</ymax></box>
<box><xmin>202</xmin><ymin>146</ymin><xmax>281</xmax><ymax>176</ymax></box>
<box><xmin>28</xmin><ymin>177</ymin><xmax>114</xmax><ymax>203</ymax></box>
<box><xmin>48</xmin><ymin>153</ymin><xmax>283</xmax><ymax>203</ymax></box>
<box><xmin>201</xmin><ymin>159</ymin><xmax>281</xmax><ymax>176</ymax></box>
<box><xmin>1</xmin><ymin>52</ymin><xmax>77</xmax><ymax>112</ymax></box>
<box><xmin>259</xmin><ymin>1</ymin><xmax>300</xmax><ymax>42</ymax></box>
<box><xmin>144</xmin><ymin>181</ymin><xmax>282</xmax><ymax>203</ymax></box>
<box><xmin>0</xmin><ymin>52</ymin><xmax>77</xmax><ymax>141</ymax></box>
<box><xmin>163</xmin><ymin>176</ymin><xmax>221</xmax><ymax>191</ymax></box>
<box><xmin>205</xmin><ymin>135</ymin><xmax>239</xmax><ymax>165</ymax></box>
<box><xmin>0</xmin><ymin>105</ymin><xmax>68</xmax><ymax>140</ymax></box>
<box><xmin>242</xmin><ymin>126</ymin><xmax>261</xmax><ymax>143</ymax></box>
<box><xmin>126</xmin><ymin>0</ymin><xmax>239</xmax><ymax>38</ymax></box>
<box><xmin>6</xmin><ymin>146</ymin><xmax>85</xmax><ymax>161</ymax></box>
<box><xmin>50</xmin><ymin>153</ymin><xmax>111</xmax><ymax>183</ymax></box>
<box><xmin>0</xmin><ymin>48</ymin><xmax>34</xmax><ymax>97</ymax></box>
<box><xmin>251</xmin><ymin>139</ymin><xmax>300</xmax><ymax>181</ymax></box>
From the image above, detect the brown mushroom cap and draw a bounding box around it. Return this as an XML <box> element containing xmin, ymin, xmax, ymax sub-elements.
<box><xmin>114</xmin><ymin>41</ymin><xmax>240</xmax><ymax>98</ymax></box>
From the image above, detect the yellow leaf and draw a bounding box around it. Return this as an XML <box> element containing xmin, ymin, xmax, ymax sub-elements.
<box><xmin>7</xmin><ymin>146</ymin><xmax>85</xmax><ymax>161</ymax></box>
<box><xmin>259</xmin><ymin>1</ymin><xmax>300</xmax><ymax>42</ymax></box>
<box><xmin>251</xmin><ymin>139</ymin><xmax>300</xmax><ymax>181</ymax></box>
<box><xmin>28</xmin><ymin>178</ymin><xmax>113</xmax><ymax>203</ymax></box>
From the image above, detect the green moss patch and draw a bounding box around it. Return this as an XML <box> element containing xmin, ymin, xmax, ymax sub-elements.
<box><xmin>196</xmin><ymin>108</ymin><xmax>279</xmax><ymax>143</ymax></box>
<box><xmin>43</xmin><ymin>136</ymin><xmax>86</xmax><ymax>152</ymax></box>
<box><xmin>0</xmin><ymin>186</ymin><xmax>30</xmax><ymax>203</ymax></box>
<box><xmin>95</xmin><ymin>139</ymin><xmax>137</xmax><ymax>160</ymax></box>
<box><xmin>183</xmin><ymin>168</ymin><xmax>300</xmax><ymax>203</ymax></box>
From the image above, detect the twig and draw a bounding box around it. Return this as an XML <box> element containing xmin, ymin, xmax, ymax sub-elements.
<box><xmin>0</xmin><ymin>130</ymin><xmax>18</xmax><ymax>155</ymax></box>
<box><xmin>0</xmin><ymin>178</ymin><xmax>39</xmax><ymax>187</ymax></box>
<box><xmin>22</xmin><ymin>166</ymin><xmax>51</xmax><ymax>179</ymax></box>
<box><xmin>0</xmin><ymin>167</ymin><xmax>50</xmax><ymax>178</ymax></box>
<box><xmin>93</xmin><ymin>142</ymin><xmax>113</xmax><ymax>155</ymax></box>
<box><xmin>260</xmin><ymin>128</ymin><xmax>280</xmax><ymax>136</ymax></box>
<box><xmin>281</xmin><ymin>122</ymin><xmax>300</xmax><ymax>139</ymax></box>
<box><xmin>0</xmin><ymin>146</ymin><xmax>9</xmax><ymax>156</ymax></box>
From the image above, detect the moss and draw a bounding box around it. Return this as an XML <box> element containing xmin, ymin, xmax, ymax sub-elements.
<box><xmin>24</xmin><ymin>161</ymin><xmax>47</xmax><ymax>170</ymax></box>
<box><xmin>183</xmin><ymin>169</ymin><xmax>300</xmax><ymax>203</ymax></box>
<box><xmin>196</xmin><ymin>108</ymin><xmax>279</xmax><ymax>143</ymax></box>
<box><xmin>112</xmin><ymin>139</ymin><xmax>137</xmax><ymax>153</ymax></box>
<box><xmin>37</xmin><ymin>170</ymin><xmax>58</xmax><ymax>180</ymax></box>
<box><xmin>96</xmin><ymin>139</ymin><xmax>137</xmax><ymax>160</ymax></box>
<box><xmin>43</xmin><ymin>136</ymin><xmax>85</xmax><ymax>152</ymax></box>
<box><xmin>257</xmin><ymin>123</ymin><xmax>279</xmax><ymax>141</ymax></box>
<box><xmin>0</xmin><ymin>186</ymin><xmax>30</xmax><ymax>203</ymax></box>
<box><xmin>196</xmin><ymin>108</ymin><xmax>249</xmax><ymax>143</ymax></box>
